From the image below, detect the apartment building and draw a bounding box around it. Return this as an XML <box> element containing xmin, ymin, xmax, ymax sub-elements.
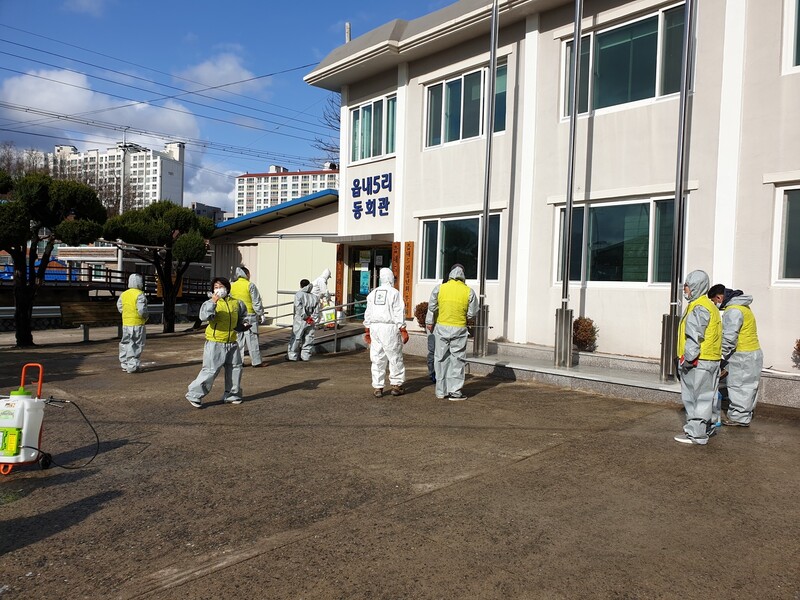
<box><xmin>50</xmin><ymin>141</ymin><xmax>185</xmax><ymax>209</ymax></box>
<box><xmin>191</xmin><ymin>201</ymin><xmax>225</xmax><ymax>224</ymax></box>
<box><xmin>305</xmin><ymin>0</ymin><xmax>800</xmax><ymax>371</ymax></box>
<box><xmin>234</xmin><ymin>163</ymin><xmax>339</xmax><ymax>217</ymax></box>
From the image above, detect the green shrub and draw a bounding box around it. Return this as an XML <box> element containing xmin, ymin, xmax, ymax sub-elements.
<box><xmin>414</xmin><ymin>301</ymin><xmax>428</xmax><ymax>328</ymax></box>
<box><xmin>573</xmin><ymin>316</ymin><xmax>598</xmax><ymax>352</ymax></box>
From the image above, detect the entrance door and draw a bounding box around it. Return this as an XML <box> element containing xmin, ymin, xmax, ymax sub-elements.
<box><xmin>348</xmin><ymin>246</ymin><xmax>393</xmax><ymax>320</ymax></box>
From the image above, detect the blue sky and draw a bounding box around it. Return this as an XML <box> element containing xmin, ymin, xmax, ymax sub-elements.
<box><xmin>0</xmin><ymin>0</ymin><xmax>452</xmax><ymax>211</ymax></box>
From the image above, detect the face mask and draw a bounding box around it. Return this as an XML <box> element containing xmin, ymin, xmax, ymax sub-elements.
<box><xmin>214</xmin><ymin>288</ymin><xmax>227</xmax><ymax>299</ymax></box>
<box><xmin>683</xmin><ymin>292</ymin><xmax>691</xmax><ymax>301</ymax></box>
<box><xmin>714</xmin><ymin>302</ymin><xmax>721</xmax><ymax>308</ymax></box>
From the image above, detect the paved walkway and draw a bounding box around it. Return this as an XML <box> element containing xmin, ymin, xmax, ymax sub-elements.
<box><xmin>0</xmin><ymin>330</ymin><xmax>798</xmax><ymax>599</ymax></box>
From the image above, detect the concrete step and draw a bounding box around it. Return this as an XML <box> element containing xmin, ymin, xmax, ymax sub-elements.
<box><xmin>403</xmin><ymin>331</ymin><xmax>800</xmax><ymax>410</ymax></box>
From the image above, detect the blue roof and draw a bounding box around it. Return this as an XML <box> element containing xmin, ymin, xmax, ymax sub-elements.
<box><xmin>214</xmin><ymin>189</ymin><xmax>338</xmax><ymax>236</ymax></box>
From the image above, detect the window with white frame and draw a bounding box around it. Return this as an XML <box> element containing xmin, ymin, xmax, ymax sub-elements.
<box><xmin>564</xmin><ymin>4</ymin><xmax>685</xmax><ymax>116</ymax></box>
<box><xmin>777</xmin><ymin>187</ymin><xmax>800</xmax><ymax>279</ymax></box>
<box><xmin>421</xmin><ymin>214</ymin><xmax>501</xmax><ymax>281</ymax></box>
<box><xmin>556</xmin><ymin>198</ymin><xmax>674</xmax><ymax>283</ymax></box>
<box><xmin>350</xmin><ymin>94</ymin><xmax>397</xmax><ymax>163</ymax></box>
<box><xmin>425</xmin><ymin>63</ymin><xmax>508</xmax><ymax>148</ymax></box>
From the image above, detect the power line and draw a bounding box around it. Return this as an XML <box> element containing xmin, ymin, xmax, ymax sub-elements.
<box><xmin>0</xmin><ymin>23</ymin><xmax>325</xmax><ymax>121</ymax></box>
<box><xmin>0</xmin><ymin>66</ymin><xmax>320</xmax><ymax>144</ymax></box>
<box><xmin>0</xmin><ymin>41</ymin><xmax>333</xmax><ymax>134</ymax></box>
<box><xmin>0</xmin><ymin>59</ymin><xmax>329</xmax><ymax>138</ymax></box>
<box><xmin>0</xmin><ymin>108</ymin><xmax>324</xmax><ymax>165</ymax></box>
<box><xmin>0</xmin><ymin>24</ymin><xmax>337</xmax><ymax>177</ymax></box>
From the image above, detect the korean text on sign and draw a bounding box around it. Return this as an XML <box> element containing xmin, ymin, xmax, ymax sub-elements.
<box><xmin>352</xmin><ymin>173</ymin><xmax>392</xmax><ymax>220</ymax></box>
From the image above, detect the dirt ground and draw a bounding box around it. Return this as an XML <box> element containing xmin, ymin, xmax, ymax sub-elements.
<box><xmin>0</xmin><ymin>329</ymin><xmax>799</xmax><ymax>599</ymax></box>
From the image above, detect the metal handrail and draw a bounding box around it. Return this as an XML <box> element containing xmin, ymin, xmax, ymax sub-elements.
<box><xmin>0</xmin><ymin>265</ymin><xmax>212</xmax><ymax>298</ymax></box>
<box><xmin>257</xmin><ymin>299</ymin><xmax>365</xmax><ymax>353</ymax></box>
<box><xmin>0</xmin><ymin>303</ymin><xmax>191</xmax><ymax>321</ymax></box>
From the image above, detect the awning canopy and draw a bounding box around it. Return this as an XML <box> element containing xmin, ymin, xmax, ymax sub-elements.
<box><xmin>321</xmin><ymin>233</ymin><xmax>394</xmax><ymax>245</ymax></box>
<box><xmin>212</xmin><ymin>189</ymin><xmax>338</xmax><ymax>237</ymax></box>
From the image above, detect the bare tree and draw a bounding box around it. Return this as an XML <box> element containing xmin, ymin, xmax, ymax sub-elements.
<box><xmin>0</xmin><ymin>141</ymin><xmax>27</xmax><ymax>177</ymax></box>
<box><xmin>0</xmin><ymin>141</ymin><xmax>16</xmax><ymax>174</ymax></box>
<box><xmin>312</xmin><ymin>92</ymin><xmax>341</xmax><ymax>163</ymax></box>
<box><xmin>93</xmin><ymin>172</ymin><xmax>137</xmax><ymax>217</ymax></box>
<box><xmin>22</xmin><ymin>148</ymin><xmax>45</xmax><ymax>173</ymax></box>
<box><xmin>0</xmin><ymin>143</ymin><xmax>48</xmax><ymax>176</ymax></box>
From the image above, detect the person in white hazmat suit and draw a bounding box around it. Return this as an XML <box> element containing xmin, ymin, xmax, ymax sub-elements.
<box><xmin>311</xmin><ymin>268</ymin><xmax>332</xmax><ymax>303</ymax></box>
<box><xmin>186</xmin><ymin>277</ymin><xmax>249</xmax><ymax>409</ymax></box>
<box><xmin>311</xmin><ymin>267</ymin><xmax>334</xmax><ymax>327</ymax></box>
<box><xmin>708</xmin><ymin>287</ymin><xmax>763</xmax><ymax>427</ymax></box>
<box><xmin>117</xmin><ymin>273</ymin><xmax>149</xmax><ymax>374</ymax></box>
<box><xmin>363</xmin><ymin>268</ymin><xmax>409</xmax><ymax>397</ymax></box>
<box><xmin>674</xmin><ymin>269</ymin><xmax>722</xmax><ymax>445</ymax></box>
<box><xmin>231</xmin><ymin>266</ymin><xmax>265</xmax><ymax>368</ymax></box>
<box><xmin>425</xmin><ymin>264</ymin><xmax>478</xmax><ymax>401</ymax></box>
<box><xmin>287</xmin><ymin>279</ymin><xmax>321</xmax><ymax>361</ymax></box>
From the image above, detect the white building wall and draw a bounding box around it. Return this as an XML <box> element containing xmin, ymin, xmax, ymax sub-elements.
<box><xmin>733</xmin><ymin>0</ymin><xmax>800</xmax><ymax>370</ymax></box>
<box><xmin>312</xmin><ymin>0</ymin><xmax>800</xmax><ymax>370</ymax></box>
<box><xmin>157</xmin><ymin>153</ymin><xmax>185</xmax><ymax>206</ymax></box>
<box><xmin>527</xmin><ymin>3</ymin><xmax>696</xmax><ymax>358</ymax></box>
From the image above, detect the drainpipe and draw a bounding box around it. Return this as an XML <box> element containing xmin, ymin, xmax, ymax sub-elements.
<box><xmin>660</xmin><ymin>0</ymin><xmax>696</xmax><ymax>381</ymax></box>
<box><xmin>474</xmin><ymin>0</ymin><xmax>500</xmax><ymax>358</ymax></box>
<box><xmin>554</xmin><ymin>0</ymin><xmax>583</xmax><ymax>368</ymax></box>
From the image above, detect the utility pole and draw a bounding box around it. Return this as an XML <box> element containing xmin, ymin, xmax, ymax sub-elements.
<box><xmin>117</xmin><ymin>126</ymin><xmax>130</xmax><ymax>274</ymax></box>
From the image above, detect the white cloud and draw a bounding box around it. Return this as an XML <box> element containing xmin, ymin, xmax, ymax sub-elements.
<box><xmin>62</xmin><ymin>0</ymin><xmax>108</xmax><ymax>17</ymax></box>
<box><xmin>0</xmin><ymin>69</ymin><xmax>200</xmax><ymax>149</ymax></box>
<box><xmin>175</xmin><ymin>53</ymin><xmax>268</xmax><ymax>98</ymax></box>
<box><xmin>184</xmin><ymin>161</ymin><xmax>238</xmax><ymax>213</ymax></box>
<box><xmin>2</xmin><ymin>69</ymin><xmax>100</xmax><ymax>115</ymax></box>
<box><xmin>0</xmin><ymin>66</ymin><xmax>239</xmax><ymax>212</ymax></box>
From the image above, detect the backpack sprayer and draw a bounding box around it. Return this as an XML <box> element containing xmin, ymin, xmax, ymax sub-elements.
<box><xmin>0</xmin><ymin>363</ymin><xmax>99</xmax><ymax>476</ymax></box>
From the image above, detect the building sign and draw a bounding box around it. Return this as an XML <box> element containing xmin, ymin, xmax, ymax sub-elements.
<box><xmin>351</xmin><ymin>172</ymin><xmax>392</xmax><ymax>220</ymax></box>
<box><xmin>403</xmin><ymin>242</ymin><xmax>414</xmax><ymax>319</ymax></box>
<box><xmin>56</xmin><ymin>246</ymin><xmax>118</xmax><ymax>261</ymax></box>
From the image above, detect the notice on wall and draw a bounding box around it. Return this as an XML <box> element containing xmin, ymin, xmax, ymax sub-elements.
<box><xmin>359</xmin><ymin>270</ymin><xmax>371</xmax><ymax>295</ymax></box>
<box><xmin>375</xmin><ymin>255</ymin><xmax>384</xmax><ymax>266</ymax></box>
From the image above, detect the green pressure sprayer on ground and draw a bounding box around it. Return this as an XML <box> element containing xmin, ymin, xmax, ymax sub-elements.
<box><xmin>0</xmin><ymin>363</ymin><xmax>99</xmax><ymax>476</ymax></box>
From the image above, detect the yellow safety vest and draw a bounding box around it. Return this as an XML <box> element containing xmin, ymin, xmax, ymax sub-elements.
<box><xmin>205</xmin><ymin>297</ymin><xmax>240</xmax><ymax>343</ymax></box>
<box><xmin>677</xmin><ymin>294</ymin><xmax>722</xmax><ymax>360</ymax></box>
<box><xmin>725</xmin><ymin>305</ymin><xmax>761</xmax><ymax>352</ymax></box>
<box><xmin>436</xmin><ymin>280</ymin><xmax>470</xmax><ymax>327</ymax></box>
<box><xmin>230</xmin><ymin>278</ymin><xmax>254</xmax><ymax>314</ymax></box>
<box><xmin>120</xmin><ymin>288</ymin><xmax>147</xmax><ymax>326</ymax></box>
